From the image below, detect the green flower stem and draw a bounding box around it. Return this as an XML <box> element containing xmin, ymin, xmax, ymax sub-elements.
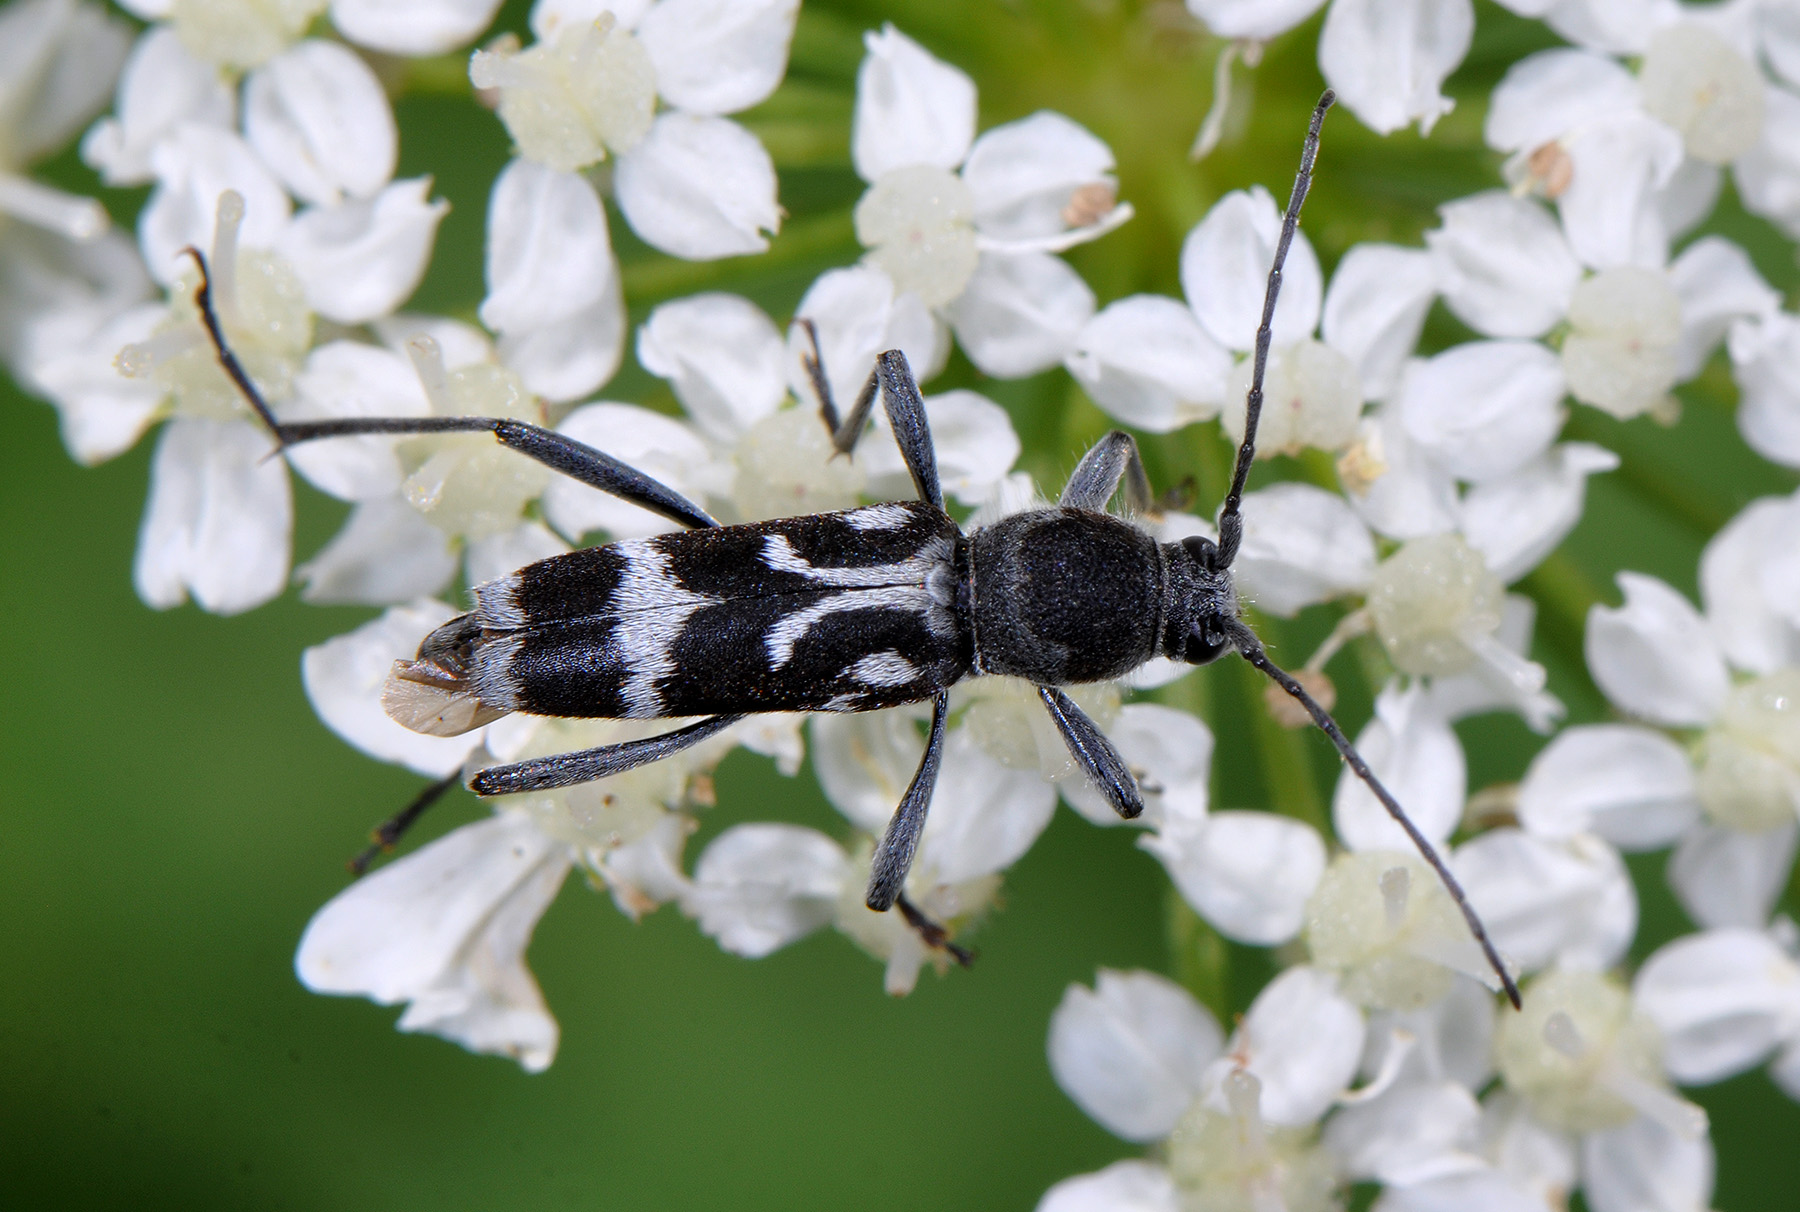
<box><xmin>1167</xmin><ymin>885</ymin><xmax>1233</xmax><ymax>1022</ymax></box>
<box><xmin>620</xmin><ymin>208</ymin><xmax>857</xmax><ymax>305</ymax></box>
<box><xmin>1519</xmin><ymin>550</ymin><xmax>1605</xmax><ymax>670</ymax></box>
<box><xmin>1239</xmin><ymin>611</ymin><xmax>1330</xmax><ymax>836</ymax></box>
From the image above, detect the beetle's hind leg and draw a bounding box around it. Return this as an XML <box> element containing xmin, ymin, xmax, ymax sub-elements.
<box><xmin>186</xmin><ymin>249</ymin><xmax>719</xmax><ymax>532</ymax></box>
<box><xmin>466</xmin><ymin>715</ymin><xmax>747</xmax><ymax>797</ymax></box>
<box><xmin>794</xmin><ymin>320</ymin><xmax>944</xmax><ymax>510</ymax></box>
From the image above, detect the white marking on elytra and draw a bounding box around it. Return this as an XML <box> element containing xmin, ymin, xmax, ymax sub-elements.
<box><xmin>611</xmin><ymin>539</ymin><xmax>718</xmax><ymax>716</ymax></box>
<box><xmin>841</xmin><ymin>502</ymin><xmax>915</xmax><ymax>531</ymax></box>
<box><xmin>760</xmin><ymin>533</ymin><xmax>957</xmax><ymax>668</ymax></box>
<box><xmin>849</xmin><ymin>650</ymin><xmax>921</xmax><ymax>687</ymax></box>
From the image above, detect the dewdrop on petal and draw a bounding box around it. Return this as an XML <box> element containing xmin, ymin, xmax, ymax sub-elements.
<box><xmin>119</xmin><ymin>191</ymin><xmax>313</xmax><ymax>421</ymax></box>
<box><xmin>399</xmin><ymin>335</ymin><xmax>550</xmax><ymax>538</ymax></box>
<box><xmin>1303</xmin><ymin>851</ymin><xmax>1492</xmax><ymax>1010</ymax></box>
<box><xmin>853</xmin><ymin>166</ymin><xmax>980</xmax><ymax>309</ymax></box>
<box><xmin>1694</xmin><ymin>668</ymin><xmax>1800</xmax><ymax>832</ymax></box>
<box><xmin>1638</xmin><ymin>26</ymin><xmax>1766</xmax><ymax>166</ymax></box>
<box><xmin>1221</xmin><ymin>340</ymin><xmax>1361</xmax><ymax>458</ymax></box>
<box><xmin>731</xmin><ymin>406</ymin><xmax>866</xmax><ymax>521</ymax></box>
<box><xmin>1495</xmin><ymin>970</ymin><xmax>1705</xmax><ymax>1139</ymax></box>
<box><xmin>1165</xmin><ymin>1069</ymin><xmax>1340</xmax><ymax>1212</ymax></box>
<box><xmin>1561</xmin><ymin>268</ymin><xmax>1681</xmax><ymax>422</ymax></box>
<box><xmin>470</xmin><ymin>18</ymin><xmax>657</xmax><ymax>173</ymax></box>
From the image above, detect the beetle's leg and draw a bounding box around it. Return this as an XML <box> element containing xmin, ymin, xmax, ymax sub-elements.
<box><xmin>348</xmin><ymin>772</ymin><xmax>461</xmax><ymax>875</ymax></box>
<box><xmin>468</xmin><ymin>715</ymin><xmax>745</xmax><ymax>796</ymax></box>
<box><xmin>1058</xmin><ymin>430</ymin><xmax>1155</xmax><ymax>515</ymax></box>
<box><xmin>1038</xmin><ymin>686</ymin><xmax>1145</xmax><ymax>820</ymax></box>
<box><xmin>187</xmin><ymin>249</ymin><xmax>718</xmax><ymax>531</ymax></box>
<box><xmin>793</xmin><ymin>322</ymin><xmax>943</xmax><ymax>511</ymax></box>
<box><xmin>866</xmin><ymin>690</ymin><xmax>949</xmax><ymax>911</ymax></box>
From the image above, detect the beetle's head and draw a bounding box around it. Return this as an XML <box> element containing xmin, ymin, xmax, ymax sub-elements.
<box><xmin>1161</xmin><ymin>535</ymin><xmax>1240</xmax><ymax>666</ymax></box>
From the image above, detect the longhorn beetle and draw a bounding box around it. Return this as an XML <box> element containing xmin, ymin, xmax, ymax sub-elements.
<box><xmin>190</xmin><ymin>91</ymin><xmax>1520</xmax><ymax>1007</ymax></box>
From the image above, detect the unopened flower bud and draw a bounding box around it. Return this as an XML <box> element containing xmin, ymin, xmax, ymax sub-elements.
<box><xmin>1304</xmin><ymin>851</ymin><xmax>1476</xmax><ymax>1009</ymax></box>
<box><xmin>854</xmin><ymin>166</ymin><xmax>980</xmax><ymax>308</ymax></box>
<box><xmin>1222</xmin><ymin>339</ymin><xmax>1361</xmax><ymax>457</ymax></box>
<box><xmin>1366</xmin><ymin>534</ymin><xmax>1504</xmax><ymax>677</ymax></box>
<box><xmin>1562</xmin><ymin>268</ymin><xmax>1681</xmax><ymax>421</ymax></box>
<box><xmin>1695</xmin><ymin>669</ymin><xmax>1800</xmax><ymax>831</ymax></box>
<box><xmin>470</xmin><ymin>18</ymin><xmax>658</xmax><ymax>172</ymax></box>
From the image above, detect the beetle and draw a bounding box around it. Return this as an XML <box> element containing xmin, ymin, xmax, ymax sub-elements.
<box><xmin>189</xmin><ymin>91</ymin><xmax>1519</xmax><ymax>1005</ymax></box>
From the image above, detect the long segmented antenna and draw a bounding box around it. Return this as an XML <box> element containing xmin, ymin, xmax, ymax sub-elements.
<box><xmin>1217</xmin><ymin>91</ymin><xmax>1521</xmax><ymax>1009</ymax></box>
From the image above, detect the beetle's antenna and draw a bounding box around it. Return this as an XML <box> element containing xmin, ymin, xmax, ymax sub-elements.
<box><xmin>1226</xmin><ymin>619</ymin><xmax>1521</xmax><ymax>1008</ymax></box>
<box><xmin>347</xmin><ymin>772</ymin><xmax>462</xmax><ymax>876</ymax></box>
<box><xmin>184</xmin><ymin>246</ymin><xmax>286</xmax><ymax>443</ymax></box>
<box><xmin>1214</xmin><ymin>89</ymin><xmax>1334</xmax><ymax>570</ymax></box>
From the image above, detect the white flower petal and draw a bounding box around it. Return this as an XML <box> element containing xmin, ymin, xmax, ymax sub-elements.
<box><xmin>245</xmin><ymin>40</ymin><xmax>396</xmax><ymax>206</ymax></box>
<box><xmin>24</xmin><ymin>298</ymin><xmax>164</xmax><ymax>464</ymax></box>
<box><xmin>1459</xmin><ymin>442</ymin><xmax>1618</xmax><ymax>583</ymax></box>
<box><xmin>1479</xmin><ymin>1089</ymin><xmax>1577</xmax><ymax>1209</ymax></box>
<box><xmin>1234</xmin><ymin>482</ymin><xmax>1375</xmax><ymax>616</ymax></box>
<box><xmin>465</xmin><ymin>519</ymin><xmax>569</xmax><ymax>584</ymax></box>
<box><xmin>1180</xmin><ymin>186</ymin><xmax>1322</xmax><ymax>352</ymax></box>
<box><xmin>946</xmin><ymin>251</ymin><xmax>1095</xmax><ymax>378</ymax></box>
<box><xmin>1728</xmin><ymin>309</ymin><xmax>1800</xmax><ymax>467</ymax></box>
<box><xmin>1047</xmin><ymin>969</ymin><xmax>1222</xmax><ymax>1142</ymax></box>
<box><xmin>1580</xmin><ymin>1114</ymin><xmax>1714</xmax><ymax>1212</ymax></box>
<box><xmin>1585</xmin><ymin>572</ymin><xmax>1728</xmax><ymax>726</ymax></box>
<box><xmin>1426</xmin><ymin>192</ymin><xmax>1579</xmax><ymax>340</ymax></box>
<box><xmin>80</xmin><ymin>27</ymin><xmax>235</xmax><ymax>186</ymax></box>
<box><xmin>480</xmin><ymin>160</ymin><xmax>610</xmax><ymax>333</ymax></box>
<box><xmin>917</xmin><ymin>728</ymin><xmax>1057</xmax><ymax>885</ymax></box>
<box><xmin>788</xmin><ymin>264</ymin><xmax>948</xmax><ymax>417</ymax></box>
<box><xmin>962</xmin><ymin>110</ymin><xmax>1116</xmax><ymax>239</ymax></box>
<box><xmin>1655</xmin><ymin>157</ymin><xmax>1722</xmax><ymax>242</ymax></box>
<box><xmin>811</xmin><ymin>708</ymin><xmax>929</xmax><ymax>835</ymax></box>
<box><xmin>1065</xmin><ymin>294</ymin><xmax>1231</xmax><ymax>432</ymax></box>
<box><xmin>1142</xmin><ymin>810</ymin><xmax>1325</xmax><ymax>946</ymax></box>
<box><xmin>1517</xmin><ymin>724</ymin><xmax>1699</xmax><ymax>850</ymax></box>
<box><xmin>1700</xmin><ymin>493</ymin><xmax>1800</xmax><ymax>675</ymax></box>
<box><xmin>279</xmin><ymin>177</ymin><xmax>449</xmax><ymax>324</ymax></box>
<box><xmin>1035</xmin><ymin>1161</ymin><xmax>1179</xmax><ymax>1212</ymax></box>
<box><xmin>1398</xmin><ymin>341</ymin><xmax>1565</xmax><ymax>484</ymax></box>
<box><xmin>285</xmin><ymin>340</ymin><xmax>426</xmax><ymax>499</ymax></box>
<box><xmin>597</xmin><ymin>811</ymin><xmax>695</xmax><ymax>917</ymax></box>
<box><xmin>543</xmin><ymin>402</ymin><xmax>715</xmax><ymax>540</ymax></box>
<box><xmin>1325</xmin><ymin>1078</ymin><xmax>1483</xmax><ymax>1186</ymax></box>
<box><xmin>1559</xmin><ymin>113</ymin><xmax>1685</xmax><ymax>269</ymax></box>
<box><xmin>1735</xmin><ymin>84</ymin><xmax>1800</xmax><ymax>235</ymax></box>
<box><xmin>851</xmin><ymin>23</ymin><xmax>976</xmax><ymax>180</ymax></box>
<box><xmin>686</xmin><ymin>822</ymin><xmax>848</xmax><ymax>957</ymax></box>
<box><xmin>1483</xmin><ymin>48</ymin><xmax>1638</xmax><ymax>154</ymax></box>
<box><xmin>1214</xmin><ymin>965</ymin><xmax>1364</xmax><ymax>1126</ymax></box>
<box><xmin>1668</xmin><ymin>822</ymin><xmax>1799</xmax><ymax>931</ymax></box>
<box><xmin>614</xmin><ymin>112</ymin><xmax>780</xmax><ymax>259</ymax></box>
<box><xmin>297</xmin><ymin>495</ymin><xmax>456</xmax><ymax>604</ymax></box>
<box><xmin>133</xmin><ymin>418</ymin><xmax>291</xmax><ymax>615</ymax></box>
<box><xmin>1321</xmin><ymin>243</ymin><xmax>1438</xmax><ymax>400</ymax></box>
<box><xmin>1342</xmin><ymin>401</ymin><xmax>1461</xmax><ymax>541</ymax></box>
<box><xmin>139</xmin><ymin>126</ymin><xmax>290</xmax><ymax>284</ymax></box>
<box><xmin>637</xmin><ymin>292</ymin><xmax>786</xmax><ymax>442</ymax></box>
<box><xmin>1635</xmin><ymin>927</ymin><xmax>1800</xmax><ymax>1085</ymax></box>
<box><xmin>1453</xmin><ymin>829</ymin><xmax>1636</xmax><ymax>973</ymax></box>
<box><xmin>497</xmin><ymin>281</ymin><xmax>626</xmax><ymax>402</ymax></box>
<box><xmin>1542</xmin><ymin>0</ymin><xmax>1680</xmax><ymax>57</ymax></box>
<box><xmin>296</xmin><ymin>812</ymin><xmax>568</xmax><ymax>1072</ymax></box>
<box><xmin>301</xmin><ymin>599</ymin><xmax>488</xmax><ymax>775</ymax></box>
<box><xmin>331</xmin><ymin>0</ymin><xmax>504</xmax><ymax>55</ymax></box>
<box><xmin>1333</xmin><ymin>684</ymin><xmax>1465</xmax><ymax>852</ymax></box>
<box><xmin>1318</xmin><ymin>0</ymin><xmax>1472</xmax><ymax>136</ymax></box>
<box><xmin>1061</xmin><ymin>703</ymin><xmax>1212</xmax><ymax>830</ymax></box>
<box><xmin>1183</xmin><ymin>0</ymin><xmax>1328</xmax><ymax>40</ymax></box>
<box><xmin>4</xmin><ymin>0</ymin><xmax>131</xmax><ymax>160</ymax></box>
<box><xmin>636</xmin><ymin>0</ymin><xmax>797</xmax><ymax>116</ymax></box>
<box><xmin>1373</xmin><ymin>1170</ymin><xmax>1553</xmax><ymax>1212</ymax></box>
<box><xmin>1425</xmin><ymin>595</ymin><xmax>1564</xmax><ymax>733</ymax></box>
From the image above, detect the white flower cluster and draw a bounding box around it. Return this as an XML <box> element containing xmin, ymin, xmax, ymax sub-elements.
<box><xmin>7</xmin><ymin>0</ymin><xmax>1800</xmax><ymax>1204</ymax></box>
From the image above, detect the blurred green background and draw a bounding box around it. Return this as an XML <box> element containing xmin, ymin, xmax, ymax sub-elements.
<box><xmin>5</xmin><ymin>1</ymin><xmax>1800</xmax><ymax>1208</ymax></box>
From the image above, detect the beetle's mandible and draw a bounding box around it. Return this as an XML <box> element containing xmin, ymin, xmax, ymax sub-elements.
<box><xmin>189</xmin><ymin>90</ymin><xmax>1521</xmax><ymax>1006</ymax></box>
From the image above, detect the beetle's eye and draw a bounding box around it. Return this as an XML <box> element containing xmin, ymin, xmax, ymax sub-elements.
<box><xmin>1181</xmin><ymin>534</ymin><xmax>1222</xmax><ymax>572</ymax></box>
<box><xmin>1183</xmin><ymin>618</ymin><xmax>1230</xmax><ymax>665</ymax></box>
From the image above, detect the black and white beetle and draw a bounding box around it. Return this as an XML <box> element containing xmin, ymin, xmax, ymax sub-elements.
<box><xmin>190</xmin><ymin>92</ymin><xmax>1520</xmax><ymax>1006</ymax></box>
